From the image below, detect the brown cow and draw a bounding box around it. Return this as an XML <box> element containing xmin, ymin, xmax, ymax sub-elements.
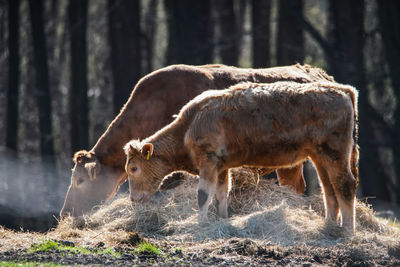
<box><xmin>124</xmin><ymin>81</ymin><xmax>358</xmax><ymax>232</ymax></box>
<box><xmin>60</xmin><ymin>64</ymin><xmax>335</xmax><ymax>217</ymax></box>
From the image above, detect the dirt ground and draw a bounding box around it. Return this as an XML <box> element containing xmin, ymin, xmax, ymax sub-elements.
<box><xmin>2</xmin><ymin>237</ymin><xmax>400</xmax><ymax>266</ymax></box>
<box><xmin>1</xmin><ymin>170</ymin><xmax>400</xmax><ymax>266</ymax></box>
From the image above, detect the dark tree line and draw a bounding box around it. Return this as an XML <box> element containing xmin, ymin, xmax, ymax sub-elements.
<box><xmin>3</xmin><ymin>0</ymin><xmax>400</xmax><ymax>222</ymax></box>
<box><xmin>377</xmin><ymin>1</ymin><xmax>400</xmax><ymax>204</ymax></box>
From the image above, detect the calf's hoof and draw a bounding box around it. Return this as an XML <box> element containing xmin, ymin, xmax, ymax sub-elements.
<box><xmin>198</xmin><ymin>215</ymin><xmax>211</xmax><ymax>226</ymax></box>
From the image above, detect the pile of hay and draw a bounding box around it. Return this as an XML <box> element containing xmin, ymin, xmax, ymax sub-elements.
<box><xmin>50</xmin><ymin>168</ymin><xmax>400</xmax><ymax>250</ymax></box>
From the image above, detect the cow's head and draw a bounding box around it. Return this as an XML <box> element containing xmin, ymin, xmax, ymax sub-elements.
<box><xmin>60</xmin><ymin>150</ymin><xmax>125</xmax><ymax>218</ymax></box>
<box><xmin>124</xmin><ymin>140</ymin><xmax>171</xmax><ymax>202</ymax></box>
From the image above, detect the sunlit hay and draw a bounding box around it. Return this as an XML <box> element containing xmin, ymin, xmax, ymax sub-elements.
<box><xmin>232</xmin><ymin>201</ymin><xmax>323</xmax><ymax>244</ymax></box>
<box><xmin>69</xmin><ymin>175</ymin><xmax>200</xmax><ymax>236</ymax></box>
<box><xmin>228</xmin><ymin>167</ymin><xmax>325</xmax><ymax>216</ymax></box>
<box><xmin>0</xmin><ymin>227</ymin><xmax>43</xmax><ymax>252</ymax></box>
<box><xmin>229</xmin><ymin>167</ymin><xmax>262</xmax><ymax>214</ymax></box>
<box><xmin>355</xmin><ymin>201</ymin><xmax>391</xmax><ymax>233</ymax></box>
<box><xmin>50</xmin><ymin>216</ymin><xmax>133</xmax><ymax>247</ymax></box>
<box><xmin>229</xmin><ymin>167</ymin><xmax>260</xmax><ymax>193</ymax></box>
<box><xmin>53</xmin><ymin>170</ymin><xmax>400</xmax><ymax>249</ymax></box>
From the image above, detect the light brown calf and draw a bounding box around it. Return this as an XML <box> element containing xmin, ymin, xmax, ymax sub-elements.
<box><xmin>124</xmin><ymin>81</ymin><xmax>359</xmax><ymax>232</ymax></box>
<box><xmin>61</xmin><ymin>64</ymin><xmax>335</xmax><ymax>217</ymax></box>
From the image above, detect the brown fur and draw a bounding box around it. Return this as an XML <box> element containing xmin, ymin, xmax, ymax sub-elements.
<box><xmin>61</xmin><ymin>64</ymin><xmax>335</xmax><ymax>217</ymax></box>
<box><xmin>125</xmin><ymin>81</ymin><xmax>359</xmax><ymax>231</ymax></box>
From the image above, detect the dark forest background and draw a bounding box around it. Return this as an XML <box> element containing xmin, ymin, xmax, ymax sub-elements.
<box><xmin>1</xmin><ymin>0</ymin><xmax>400</xmax><ymax>230</ymax></box>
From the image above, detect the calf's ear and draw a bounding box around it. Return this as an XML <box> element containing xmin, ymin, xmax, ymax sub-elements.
<box><xmin>142</xmin><ymin>143</ymin><xmax>154</xmax><ymax>160</ymax></box>
<box><xmin>85</xmin><ymin>162</ymin><xmax>99</xmax><ymax>180</ymax></box>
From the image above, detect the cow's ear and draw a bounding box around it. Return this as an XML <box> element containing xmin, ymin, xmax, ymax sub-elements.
<box><xmin>142</xmin><ymin>143</ymin><xmax>154</xmax><ymax>160</ymax></box>
<box><xmin>73</xmin><ymin>150</ymin><xmax>89</xmax><ymax>164</ymax></box>
<box><xmin>85</xmin><ymin>162</ymin><xmax>99</xmax><ymax>180</ymax></box>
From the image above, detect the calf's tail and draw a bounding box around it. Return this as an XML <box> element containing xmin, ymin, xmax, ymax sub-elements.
<box><xmin>347</xmin><ymin>86</ymin><xmax>359</xmax><ymax>187</ymax></box>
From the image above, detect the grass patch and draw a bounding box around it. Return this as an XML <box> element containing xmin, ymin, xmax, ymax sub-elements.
<box><xmin>0</xmin><ymin>261</ymin><xmax>64</xmax><ymax>267</ymax></box>
<box><xmin>27</xmin><ymin>239</ymin><xmax>120</xmax><ymax>258</ymax></box>
<box><xmin>134</xmin><ymin>242</ymin><xmax>161</xmax><ymax>255</ymax></box>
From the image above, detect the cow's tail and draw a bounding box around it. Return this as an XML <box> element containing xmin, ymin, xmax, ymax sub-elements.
<box><xmin>349</xmin><ymin>87</ymin><xmax>359</xmax><ymax>187</ymax></box>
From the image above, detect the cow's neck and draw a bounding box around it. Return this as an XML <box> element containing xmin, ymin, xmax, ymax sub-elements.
<box><xmin>91</xmin><ymin>103</ymin><xmax>139</xmax><ymax>172</ymax></box>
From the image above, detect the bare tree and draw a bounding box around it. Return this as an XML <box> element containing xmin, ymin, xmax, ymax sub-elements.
<box><xmin>377</xmin><ymin>0</ymin><xmax>400</xmax><ymax>204</ymax></box>
<box><xmin>143</xmin><ymin>0</ymin><xmax>158</xmax><ymax>73</ymax></box>
<box><xmin>165</xmin><ymin>0</ymin><xmax>213</xmax><ymax>65</ymax></box>
<box><xmin>277</xmin><ymin>0</ymin><xmax>304</xmax><ymax>65</ymax></box>
<box><xmin>6</xmin><ymin>0</ymin><xmax>20</xmax><ymax>153</ymax></box>
<box><xmin>28</xmin><ymin>0</ymin><xmax>57</xmax><ymax>167</ymax></box>
<box><xmin>68</xmin><ymin>0</ymin><xmax>89</xmax><ymax>152</ymax></box>
<box><xmin>108</xmin><ymin>0</ymin><xmax>142</xmax><ymax>115</ymax></box>
<box><xmin>215</xmin><ymin>0</ymin><xmax>239</xmax><ymax>66</ymax></box>
<box><xmin>251</xmin><ymin>0</ymin><xmax>271</xmax><ymax>68</ymax></box>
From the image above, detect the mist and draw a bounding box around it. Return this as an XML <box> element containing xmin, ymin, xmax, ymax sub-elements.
<box><xmin>0</xmin><ymin>147</ymin><xmax>70</xmax><ymax>231</ymax></box>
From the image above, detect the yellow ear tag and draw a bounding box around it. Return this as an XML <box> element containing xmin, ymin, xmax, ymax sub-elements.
<box><xmin>146</xmin><ymin>150</ymin><xmax>150</xmax><ymax>160</ymax></box>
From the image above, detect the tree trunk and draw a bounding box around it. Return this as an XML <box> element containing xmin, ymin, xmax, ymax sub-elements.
<box><xmin>144</xmin><ymin>0</ymin><xmax>158</xmax><ymax>73</ymax></box>
<box><xmin>28</xmin><ymin>0</ymin><xmax>57</xmax><ymax>167</ymax></box>
<box><xmin>108</xmin><ymin>0</ymin><xmax>142</xmax><ymax>115</ymax></box>
<box><xmin>327</xmin><ymin>0</ymin><xmax>391</xmax><ymax>202</ymax></box>
<box><xmin>6</xmin><ymin>0</ymin><xmax>20</xmax><ymax>153</ymax></box>
<box><xmin>276</xmin><ymin>0</ymin><xmax>304</xmax><ymax>65</ymax></box>
<box><xmin>68</xmin><ymin>0</ymin><xmax>89</xmax><ymax>152</ymax></box>
<box><xmin>377</xmin><ymin>0</ymin><xmax>400</xmax><ymax>204</ymax></box>
<box><xmin>215</xmin><ymin>0</ymin><xmax>239</xmax><ymax>66</ymax></box>
<box><xmin>251</xmin><ymin>0</ymin><xmax>271</xmax><ymax>68</ymax></box>
<box><xmin>165</xmin><ymin>0</ymin><xmax>213</xmax><ymax>65</ymax></box>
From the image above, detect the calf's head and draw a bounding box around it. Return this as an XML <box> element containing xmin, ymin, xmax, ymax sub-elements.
<box><xmin>124</xmin><ymin>140</ymin><xmax>170</xmax><ymax>202</ymax></box>
<box><xmin>60</xmin><ymin>150</ymin><xmax>124</xmax><ymax>218</ymax></box>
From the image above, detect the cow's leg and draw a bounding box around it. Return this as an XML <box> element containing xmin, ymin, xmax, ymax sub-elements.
<box><xmin>311</xmin><ymin>159</ymin><xmax>339</xmax><ymax>223</ymax></box>
<box><xmin>276</xmin><ymin>164</ymin><xmax>306</xmax><ymax>194</ymax></box>
<box><xmin>198</xmin><ymin>166</ymin><xmax>218</xmax><ymax>224</ymax></box>
<box><xmin>215</xmin><ymin>170</ymin><xmax>230</xmax><ymax>218</ymax></box>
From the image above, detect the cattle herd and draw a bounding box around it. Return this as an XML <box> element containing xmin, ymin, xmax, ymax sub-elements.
<box><xmin>60</xmin><ymin>64</ymin><xmax>358</xmax><ymax>232</ymax></box>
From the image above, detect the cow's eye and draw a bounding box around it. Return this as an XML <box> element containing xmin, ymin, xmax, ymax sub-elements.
<box><xmin>131</xmin><ymin>167</ymin><xmax>138</xmax><ymax>172</ymax></box>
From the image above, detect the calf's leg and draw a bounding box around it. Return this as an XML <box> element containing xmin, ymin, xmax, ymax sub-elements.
<box><xmin>311</xmin><ymin>159</ymin><xmax>340</xmax><ymax>222</ymax></box>
<box><xmin>215</xmin><ymin>170</ymin><xmax>230</xmax><ymax>218</ymax></box>
<box><xmin>313</xmin><ymin>155</ymin><xmax>356</xmax><ymax>232</ymax></box>
<box><xmin>198</xmin><ymin>166</ymin><xmax>218</xmax><ymax>224</ymax></box>
<box><xmin>328</xmin><ymin>165</ymin><xmax>356</xmax><ymax>231</ymax></box>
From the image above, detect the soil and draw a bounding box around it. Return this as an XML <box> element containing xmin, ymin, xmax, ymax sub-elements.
<box><xmin>1</xmin><ymin>237</ymin><xmax>400</xmax><ymax>266</ymax></box>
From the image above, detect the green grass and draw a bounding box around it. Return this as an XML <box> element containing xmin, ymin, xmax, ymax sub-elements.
<box><xmin>0</xmin><ymin>261</ymin><xmax>64</xmax><ymax>267</ymax></box>
<box><xmin>134</xmin><ymin>241</ymin><xmax>161</xmax><ymax>255</ymax></box>
<box><xmin>27</xmin><ymin>239</ymin><xmax>120</xmax><ymax>258</ymax></box>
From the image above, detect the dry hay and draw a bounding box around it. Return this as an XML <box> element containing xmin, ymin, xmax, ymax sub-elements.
<box><xmin>3</xmin><ymin>168</ymin><xmax>399</xmax><ymax>255</ymax></box>
<box><xmin>51</xmin><ymin>168</ymin><xmax>400</xmax><ymax>248</ymax></box>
